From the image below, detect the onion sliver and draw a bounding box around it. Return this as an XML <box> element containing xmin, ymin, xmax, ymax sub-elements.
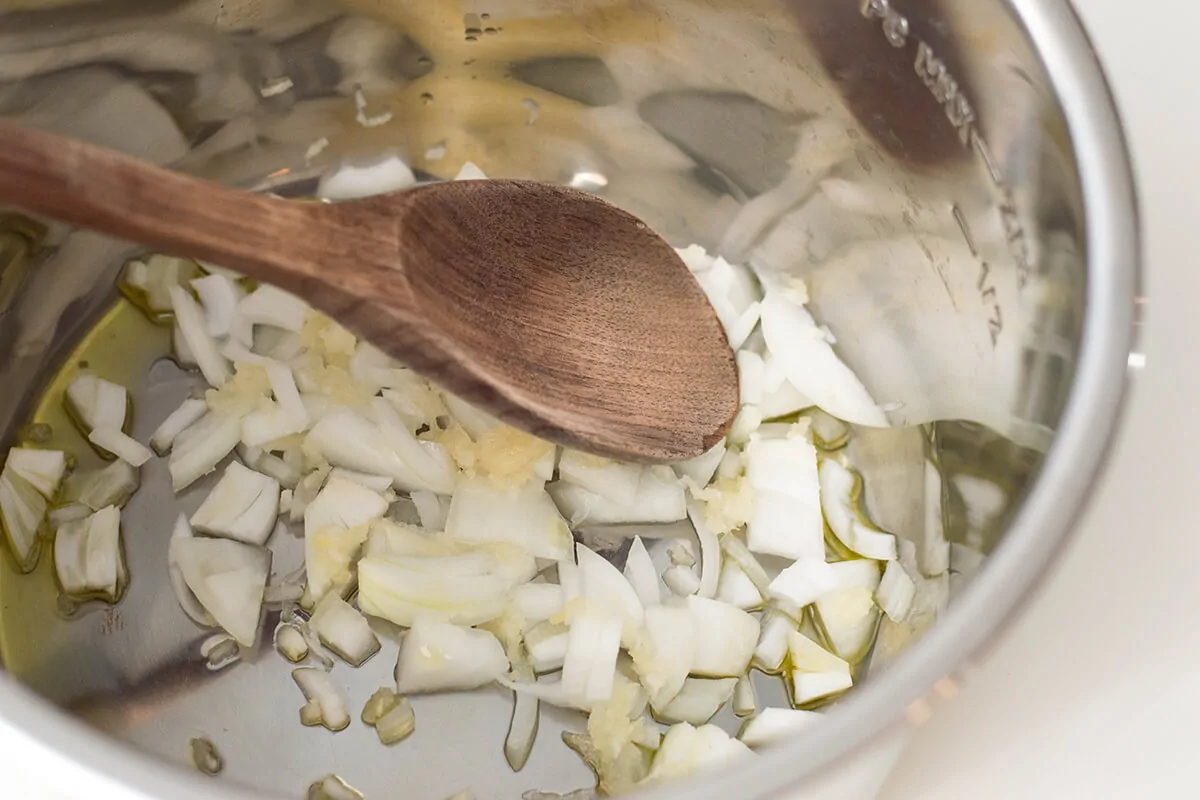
<box><xmin>394</xmin><ymin>623</ymin><xmax>509</xmax><ymax>694</ymax></box>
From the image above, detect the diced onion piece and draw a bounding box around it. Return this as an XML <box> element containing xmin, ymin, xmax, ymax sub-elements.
<box><xmin>308</xmin><ymin>775</ymin><xmax>364</xmax><ymax>800</ymax></box>
<box><xmin>716</xmin><ymin>561</ymin><xmax>764</xmax><ymax>610</ymax></box>
<box><xmin>630</xmin><ymin>605</ymin><xmax>695</xmax><ymax>708</ymax></box>
<box><xmin>732</xmin><ymin>674</ymin><xmax>757</xmax><ymax>718</ymax></box>
<box><xmin>375</xmin><ymin>695</ymin><xmax>416</xmax><ymax>745</ymax></box>
<box><xmin>293</xmin><ymin>667</ymin><xmax>351</xmax><ymax>731</ymax></box>
<box><xmin>737</xmin><ymin>351</ymin><xmax>765</xmax><ymax>406</ymax></box>
<box><xmin>559</xmin><ymin>451</ymin><xmax>642</xmax><ymax>505</ymax></box>
<box><xmin>876</xmin><ymin>560</ymin><xmax>917</xmax><ymax>622</ymax></box>
<box><xmin>744</xmin><ymin>432</ymin><xmax>822</xmax><ymax>560</ymax></box>
<box><xmin>526</xmin><ymin>621</ymin><xmax>569</xmax><ymax>673</ymax></box>
<box><xmin>512</xmin><ymin>583</ymin><xmax>565</xmax><ymax>626</ymax></box>
<box><xmin>411</xmin><ymin>489</ymin><xmax>450</xmax><ymax>530</ymax></box>
<box><xmin>369</xmin><ymin>397</ymin><xmax>455</xmax><ymax>493</ymax></box>
<box><xmin>54</xmin><ymin>505</ymin><xmax>124</xmax><ymax>602</ymax></box>
<box><xmin>759</xmin><ymin>350</ymin><xmax>813</xmax><ymax>420</ymax></box>
<box><xmin>623</xmin><ymin>537</ymin><xmax>661</xmax><ymax>608</ymax></box>
<box><xmin>149</xmin><ymin>398</ymin><xmax>208</xmax><ymax>454</ymax></box>
<box><xmin>686</xmin><ymin>595</ymin><xmax>758</xmax><ymax>678</ymax></box>
<box><xmin>752</xmin><ymin>611</ymin><xmax>796</xmax><ymax>673</ymax></box>
<box><xmin>652</xmin><ymin>677</ymin><xmax>737</xmax><ymax>725</ymax></box>
<box><xmin>274</xmin><ymin>622</ymin><xmax>309</xmax><ymax>662</ymax></box>
<box><xmin>646</xmin><ymin>723</ymin><xmax>752</xmax><ymax>783</ymax></box>
<box><xmin>201</xmin><ymin>632</ymin><xmax>241</xmax><ymax>671</ymax></box>
<box><xmin>499</xmin><ymin>675</ymin><xmax>590</xmax><ymax>712</ymax></box>
<box><xmin>190</xmin><ymin>461</ymin><xmax>279</xmax><ymax>545</ymax></box>
<box><xmin>667</xmin><ymin>541</ymin><xmax>696</xmax><ymax>568</ymax></box>
<box><xmin>788</xmin><ymin>631</ymin><xmax>852</xmax><ymax>704</ymax></box>
<box><xmin>738</xmin><ymin>708</ymin><xmax>822</xmax><ymax>747</ymax></box>
<box><xmin>5</xmin><ymin>447</ymin><xmax>67</xmax><ymax>499</ymax></box>
<box><xmin>769</xmin><ymin>558</ymin><xmax>881</xmax><ymax>610</ymax></box>
<box><xmin>305</xmin><ymin>408</ymin><xmax>426</xmax><ymax>492</ymax></box>
<box><xmin>446</xmin><ymin>476</ymin><xmax>572</xmax><ymax>561</ymax></box>
<box><xmin>717</xmin><ymin>532</ymin><xmax>772</xmax><ymax>596</ymax></box>
<box><xmin>309</xmin><ymin>592</ymin><xmax>380</xmax><ymax>666</ymax></box>
<box><xmin>48</xmin><ymin>503</ymin><xmax>92</xmax><ymax>529</ymax></box>
<box><xmin>191</xmin><ymin>274</ymin><xmax>243</xmax><ymax>338</ymax></box>
<box><xmin>662</xmin><ymin>565</ymin><xmax>700</xmax><ymax>597</ymax></box>
<box><xmin>304</xmin><ymin>477</ymin><xmax>389</xmax><ymax>604</ymax></box>
<box><xmin>169</xmin><ymin>411</ymin><xmax>243</xmax><ymax>491</ymax></box>
<box><xmin>562</xmin><ymin>611</ymin><xmax>622</xmax><ymax>704</ymax></box>
<box><xmin>674</xmin><ymin>440</ymin><xmax>726</xmax><ymax>488</ymax></box>
<box><xmin>319</xmin><ymin>155</ymin><xmax>416</xmax><ymax>200</ymax></box>
<box><xmin>88</xmin><ymin>427</ymin><xmax>152</xmax><ymax>467</ymax></box>
<box><xmin>358</xmin><ymin>553</ymin><xmax>515</xmax><ymax>627</ymax></box>
<box><xmin>760</xmin><ymin>289</ymin><xmax>886</xmax><ymax>426</ymax></box>
<box><xmin>64</xmin><ymin>372</ymin><xmax>128</xmax><ymax>435</ymax></box>
<box><xmin>505</xmin><ymin>666</ymin><xmax>540</xmax><ymax>771</ymax></box>
<box><xmin>549</xmin><ymin>466</ymin><xmax>685</xmax><ymax>526</ymax></box>
<box><xmin>814</xmin><ymin>586</ymin><xmax>880</xmax><ymax>663</ymax></box>
<box><xmin>173</xmin><ymin>323</ymin><xmax>197</xmax><ymax>366</ymax></box>
<box><xmin>693</xmin><ymin>252</ymin><xmax>762</xmax><ymax>350</ymax></box>
<box><xmin>236</xmin><ymin>285</ymin><xmax>308</xmax><ymax>332</ymax></box>
<box><xmin>820</xmin><ymin>460</ymin><xmax>897</xmax><ymax>561</ymax></box>
<box><xmin>455</xmin><ymin>161</ymin><xmax>488</xmax><ymax>181</ymax></box>
<box><xmin>169</xmin><ymin>285</ymin><xmax>231</xmax><ymax>387</ymax></box>
<box><xmin>688</xmin><ymin>499</ymin><xmax>721</xmax><ymax>598</ymax></box>
<box><xmin>361</xmin><ymin>686</ymin><xmax>401</xmax><ymax>726</ymax></box>
<box><xmin>167</xmin><ymin>514</ymin><xmax>216</xmax><ymax>627</ymax></box>
<box><xmin>394</xmin><ymin>623</ymin><xmax>509</xmax><ymax>694</ymax></box>
<box><xmin>241</xmin><ymin>361</ymin><xmax>310</xmax><ymax>447</ymax></box>
<box><xmin>327</xmin><ymin>468</ymin><xmax>393</xmax><ymax>494</ymax></box>
<box><xmin>0</xmin><ymin>467</ymin><xmax>46</xmax><ymax>571</ymax></box>
<box><xmin>809</xmin><ymin>410</ymin><xmax>850</xmax><ymax>449</ymax></box>
<box><xmin>173</xmin><ymin>536</ymin><xmax>270</xmax><ymax>646</ymax></box>
<box><xmin>577</xmin><ymin>544</ymin><xmax>644</xmax><ymax>645</ymax></box>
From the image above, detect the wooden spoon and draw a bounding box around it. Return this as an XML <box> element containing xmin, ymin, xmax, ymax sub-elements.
<box><xmin>0</xmin><ymin>121</ymin><xmax>737</xmax><ymax>461</ymax></box>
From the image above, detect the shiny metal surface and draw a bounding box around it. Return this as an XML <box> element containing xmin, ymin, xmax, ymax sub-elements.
<box><xmin>0</xmin><ymin>0</ymin><xmax>1137</xmax><ymax>798</ymax></box>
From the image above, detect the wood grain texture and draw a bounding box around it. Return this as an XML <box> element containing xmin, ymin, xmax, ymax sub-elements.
<box><xmin>0</xmin><ymin>120</ymin><xmax>738</xmax><ymax>461</ymax></box>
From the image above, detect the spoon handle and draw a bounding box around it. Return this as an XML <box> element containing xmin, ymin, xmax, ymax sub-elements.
<box><xmin>0</xmin><ymin>120</ymin><xmax>367</xmax><ymax>293</ymax></box>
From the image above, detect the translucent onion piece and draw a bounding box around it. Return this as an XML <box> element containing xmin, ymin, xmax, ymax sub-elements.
<box><xmin>738</xmin><ymin>708</ymin><xmax>822</xmax><ymax>747</ymax></box>
<box><xmin>5</xmin><ymin>447</ymin><xmax>67</xmax><ymax>499</ymax></box>
<box><xmin>561</xmin><ymin>611</ymin><xmax>622</xmax><ymax>704</ymax></box>
<box><xmin>732</xmin><ymin>674</ymin><xmax>757</xmax><ymax>718</ymax></box>
<box><xmin>577</xmin><ymin>544</ymin><xmax>644</xmax><ymax>644</ymax></box>
<box><xmin>375</xmin><ymin>696</ymin><xmax>416</xmax><ymax>745</ymax></box>
<box><xmin>819</xmin><ymin>460</ymin><xmax>897</xmax><ymax>561</ymax></box>
<box><xmin>686</xmin><ymin>595</ymin><xmax>758</xmax><ymax>678</ymax></box>
<box><xmin>622</xmin><ymin>536</ymin><xmax>661</xmax><ymax>608</ymax></box>
<box><xmin>558</xmin><ymin>450</ymin><xmax>643</xmax><ymax>505</ymax></box>
<box><xmin>505</xmin><ymin>665</ymin><xmax>540</xmax><ymax>771</ymax></box>
<box><xmin>662</xmin><ymin>564</ymin><xmax>700</xmax><ymax>597</ymax></box>
<box><xmin>200</xmin><ymin>633</ymin><xmax>240</xmax><ymax>671</ymax></box>
<box><xmin>88</xmin><ymin>427</ymin><xmax>152</xmax><ymax>467</ymax></box>
<box><xmin>65</xmin><ymin>459</ymin><xmax>139</xmax><ymax>510</ymax></box>
<box><xmin>48</xmin><ymin>503</ymin><xmax>92</xmax><ymax>529</ymax></box>
<box><xmin>673</xmin><ymin>440</ymin><xmax>726</xmax><ymax>489</ymax></box>
<box><xmin>410</xmin><ymin>489</ymin><xmax>450</xmax><ymax>530</ymax></box>
<box><xmin>190</xmin><ymin>461</ymin><xmax>280</xmax><ymax>546</ymax></box>
<box><xmin>54</xmin><ymin>505</ymin><xmax>124</xmax><ymax>602</ymax></box>
<box><xmin>187</xmin><ymin>736</ymin><xmax>223</xmax><ymax>776</ymax></box>
<box><xmin>769</xmin><ymin>558</ymin><xmax>882</xmax><ymax>610</ymax></box>
<box><xmin>64</xmin><ymin>372</ymin><xmax>128</xmax><ymax>435</ymax></box>
<box><xmin>752</xmin><ymin>611</ymin><xmax>797</xmax><ymax>673</ymax></box>
<box><xmin>652</xmin><ymin>677</ymin><xmax>737</xmax><ymax>725</ymax></box>
<box><xmin>309</xmin><ymin>592</ymin><xmax>380</xmax><ymax>666</ymax></box>
<box><xmin>237</xmin><ymin>285</ymin><xmax>308</xmax><ymax>332</ymax></box>
<box><xmin>526</xmin><ymin>621</ymin><xmax>569</xmax><ymax>673</ymax></box>
<box><xmin>548</xmin><ymin>466</ymin><xmax>685</xmax><ymax>526</ymax></box>
<box><xmin>716</xmin><ymin>561</ymin><xmax>764</xmax><ymax>611</ymax></box>
<box><xmin>744</xmin><ymin>433</ymin><xmax>823</xmax><ymax>560</ymax></box>
<box><xmin>358</xmin><ymin>553</ymin><xmax>517</xmax><ymax>627</ymax></box>
<box><xmin>394</xmin><ymin>623</ymin><xmax>509</xmax><ymax>694</ymax></box>
<box><xmin>688</xmin><ymin>499</ymin><xmax>721</xmax><ymax>599</ymax></box>
<box><xmin>304</xmin><ymin>476</ymin><xmax>388</xmax><ymax>604</ymax></box>
<box><xmin>169</xmin><ymin>411</ymin><xmax>243</xmax><ymax>491</ymax></box>
<box><xmin>0</xmin><ymin>468</ymin><xmax>46</xmax><ymax>572</ymax></box>
<box><xmin>293</xmin><ymin>667</ymin><xmax>351</xmax><ymax>731</ymax></box>
<box><xmin>167</xmin><ymin>514</ymin><xmax>216</xmax><ymax>627</ymax></box>
<box><xmin>361</xmin><ymin>686</ymin><xmax>401</xmax><ymax>726</ymax></box>
<box><xmin>274</xmin><ymin>622</ymin><xmax>309</xmax><ymax>662</ymax></box>
<box><xmin>808</xmin><ymin>409</ymin><xmax>850</xmax><ymax>450</ymax></box>
<box><xmin>173</xmin><ymin>536</ymin><xmax>270</xmax><ymax>646</ymax></box>
<box><xmin>308</xmin><ymin>775</ymin><xmax>364</xmax><ymax>800</ymax></box>
<box><xmin>304</xmin><ymin>408</ymin><xmax>426</xmax><ymax>491</ymax></box>
<box><xmin>445</xmin><ymin>476</ymin><xmax>572</xmax><ymax>561</ymax></box>
<box><xmin>645</xmin><ymin>723</ymin><xmax>752</xmax><ymax>783</ymax></box>
<box><xmin>876</xmin><ymin>560</ymin><xmax>917</xmax><ymax>622</ymax></box>
<box><xmin>369</xmin><ymin>397</ymin><xmax>455</xmax><ymax>493</ymax></box>
<box><xmin>630</xmin><ymin>605</ymin><xmax>695</xmax><ymax>708</ymax></box>
<box><xmin>169</xmin><ymin>285</ymin><xmax>230</xmax><ymax>387</ymax></box>
<box><xmin>813</xmin><ymin>586</ymin><xmax>880</xmax><ymax>663</ymax></box>
<box><xmin>717</xmin><ymin>532</ymin><xmax>772</xmax><ymax>596</ymax></box>
<box><xmin>788</xmin><ymin>631</ymin><xmax>852</xmax><ymax>704</ymax></box>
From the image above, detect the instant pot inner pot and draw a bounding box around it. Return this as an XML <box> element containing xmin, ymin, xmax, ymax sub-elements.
<box><xmin>0</xmin><ymin>0</ymin><xmax>1101</xmax><ymax>797</ymax></box>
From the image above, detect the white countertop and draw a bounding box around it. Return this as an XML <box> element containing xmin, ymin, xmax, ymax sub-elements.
<box><xmin>879</xmin><ymin>0</ymin><xmax>1188</xmax><ymax>796</ymax></box>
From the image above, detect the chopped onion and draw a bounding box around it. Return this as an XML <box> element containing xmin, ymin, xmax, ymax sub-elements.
<box><xmin>738</xmin><ymin>707</ymin><xmax>822</xmax><ymax>747</ymax></box>
<box><xmin>236</xmin><ymin>285</ymin><xmax>308</xmax><ymax>332</ymax></box>
<box><xmin>692</xmin><ymin>251</ymin><xmax>762</xmax><ymax>350</ymax></box>
<box><xmin>445</xmin><ymin>476</ymin><xmax>571</xmax><ymax>561</ymax></box>
<box><xmin>667</xmin><ymin>541</ymin><xmax>696</xmax><ymax>567</ymax></box>
<box><xmin>169</xmin><ymin>411</ymin><xmax>243</xmax><ymax>491</ymax></box>
<box><xmin>808</xmin><ymin>409</ymin><xmax>850</xmax><ymax>449</ymax></box>
<box><xmin>187</xmin><ymin>735</ymin><xmax>223</xmax><ymax>776</ymax></box>
<box><xmin>241</xmin><ymin>361</ymin><xmax>310</xmax><ymax>447</ymax></box>
<box><xmin>820</xmin><ymin>460</ymin><xmax>897</xmax><ymax>561</ymax></box>
<box><xmin>394</xmin><ymin>623</ymin><xmax>509</xmax><ymax>694</ymax></box>
<box><xmin>168</xmin><ymin>514</ymin><xmax>216</xmax><ymax>627</ymax></box>
<box><xmin>455</xmin><ymin>161</ymin><xmax>488</xmax><ymax>181</ymax></box>
<box><xmin>562</xmin><ymin>610</ymin><xmax>622</xmax><ymax>704</ymax></box>
<box><xmin>788</xmin><ymin>630</ymin><xmax>852</xmax><ymax>704</ymax></box>
<box><xmin>760</xmin><ymin>290</ymin><xmax>886</xmax><ymax>426</ymax></box>
<box><xmin>759</xmin><ymin>350</ymin><xmax>813</xmax><ymax>420</ymax></box>
<box><xmin>716</xmin><ymin>561</ymin><xmax>764</xmax><ymax>610</ymax></box>
<box><xmin>526</xmin><ymin>621</ymin><xmax>569</xmax><ymax>673</ymax></box>
<box><xmin>686</xmin><ymin>595</ymin><xmax>759</xmax><ymax>678</ymax></box>
<box><xmin>813</xmin><ymin>586</ymin><xmax>880</xmax><ymax>663</ymax></box>
<box><xmin>319</xmin><ymin>155</ymin><xmax>415</xmax><ymax>200</ymax></box>
<box><xmin>0</xmin><ymin>466</ymin><xmax>47</xmax><ymax>572</ymax></box>
<box><xmin>769</xmin><ymin>558</ymin><xmax>882</xmax><ymax>610</ymax></box>
<box><xmin>548</xmin><ymin>466</ymin><xmax>685</xmax><ymax>526</ymax></box>
<box><xmin>752</xmin><ymin>611</ymin><xmax>796</xmax><ymax>673</ymax></box>
<box><xmin>190</xmin><ymin>461</ymin><xmax>280</xmax><ymax>545</ymax></box>
<box><xmin>645</xmin><ymin>723</ymin><xmax>752</xmax><ymax>783</ymax></box>
<box><xmin>150</xmin><ymin>398</ymin><xmax>208</xmax><ymax>454</ymax></box>
<box><xmin>577</xmin><ymin>544</ymin><xmax>644</xmax><ymax>644</ymax></box>
<box><xmin>369</xmin><ymin>397</ymin><xmax>455</xmax><ymax>493</ymax></box>
<box><xmin>48</xmin><ymin>503</ymin><xmax>92</xmax><ymax>529</ymax></box>
<box><xmin>505</xmin><ymin>664</ymin><xmax>540</xmax><ymax>771</ymax></box>
<box><xmin>717</xmin><ymin>532</ymin><xmax>771</xmax><ymax>596</ymax></box>
<box><xmin>441</xmin><ymin>392</ymin><xmax>499</xmax><ymax>437</ymax></box>
<box><xmin>375</xmin><ymin>695</ymin><xmax>417</xmax><ymax>745</ymax></box>
<box><xmin>200</xmin><ymin>632</ymin><xmax>241</xmax><ymax>671</ymax></box>
<box><xmin>652</xmin><ymin>677</ymin><xmax>737</xmax><ymax>725</ymax></box>
<box><xmin>309</xmin><ymin>592</ymin><xmax>380</xmax><ymax>666</ymax></box>
<box><xmin>361</xmin><ymin>686</ymin><xmax>401</xmax><ymax>726</ymax></box>
<box><xmin>623</xmin><ymin>536</ymin><xmax>661</xmax><ymax>608</ymax></box>
<box><xmin>358</xmin><ymin>550</ymin><xmax>521</xmax><ymax>627</ymax></box>
<box><xmin>630</xmin><ymin>605</ymin><xmax>695</xmax><ymax>708</ymax></box>
<box><xmin>191</xmin><ymin>274</ymin><xmax>243</xmax><ymax>338</ymax></box>
<box><xmin>274</xmin><ymin>622</ymin><xmax>309</xmax><ymax>662</ymax></box>
<box><xmin>64</xmin><ymin>372</ymin><xmax>128</xmax><ymax>435</ymax></box>
<box><xmin>293</xmin><ymin>667</ymin><xmax>350</xmax><ymax>731</ymax></box>
<box><xmin>305</xmin><ymin>407</ymin><xmax>426</xmax><ymax>491</ymax></box>
<box><xmin>687</xmin><ymin>499</ymin><xmax>721</xmax><ymax>598</ymax></box>
<box><xmin>88</xmin><ymin>427</ymin><xmax>152</xmax><ymax>467</ymax></box>
<box><xmin>308</xmin><ymin>775</ymin><xmax>364</xmax><ymax>800</ymax></box>
<box><xmin>737</xmin><ymin>350</ymin><xmax>765</xmax><ymax>406</ymax></box>
<box><xmin>6</xmin><ymin>447</ymin><xmax>67</xmax><ymax>500</ymax></box>
<box><xmin>172</xmin><ymin>536</ymin><xmax>270</xmax><ymax>646</ymax></box>
<box><xmin>512</xmin><ymin>583</ymin><xmax>565</xmax><ymax>626</ymax></box>
<box><xmin>559</xmin><ymin>451</ymin><xmax>642</xmax><ymax>505</ymax></box>
<box><xmin>744</xmin><ymin>432</ymin><xmax>823</xmax><ymax>560</ymax></box>
<box><xmin>662</xmin><ymin>564</ymin><xmax>700</xmax><ymax>597</ymax></box>
<box><xmin>732</xmin><ymin>674</ymin><xmax>757</xmax><ymax>717</ymax></box>
<box><xmin>169</xmin><ymin>285</ymin><xmax>230</xmax><ymax>387</ymax></box>
<box><xmin>876</xmin><ymin>560</ymin><xmax>917</xmax><ymax>622</ymax></box>
<box><xmin>304</xmin><ymin>476</ymin><xmax>388</xmax><ymax>604</ymax></box>
<box><xmin>410</xmin><ymin>489</ymin><xmax>450</xmax><ymax>530</ymax></box>
<box><xmin>54</xmin><ymin>505</ymin><xmax>124</xmax><ymax>602</ymax></box>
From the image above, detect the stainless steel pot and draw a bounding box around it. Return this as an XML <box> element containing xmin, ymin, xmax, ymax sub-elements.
<box><xmin>0</xmin><ymin>0</ymin><xmax>1138</xmax><ymax>798</ymax></box>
